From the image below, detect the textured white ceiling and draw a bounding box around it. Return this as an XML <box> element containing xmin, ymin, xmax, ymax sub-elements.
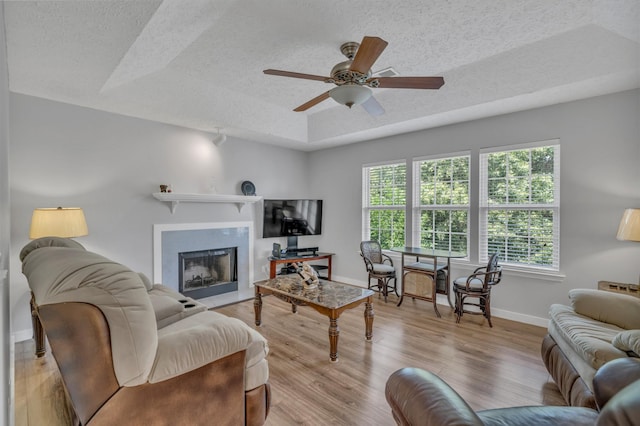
<box><xmin>4</xmin><ymin>0</ymin><xmax>640</xmax><ymax>151</ymax></box>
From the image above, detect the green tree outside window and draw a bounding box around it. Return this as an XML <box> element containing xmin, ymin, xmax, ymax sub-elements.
<box><xmin>415</xmin><ymin>155</ymin><xmax>470</xmax><ymax>254</ymax></box>
<box><xmin>364</xmin><ymin>163</ymin><xmax>406</xmax><ymax>250</ymax></box>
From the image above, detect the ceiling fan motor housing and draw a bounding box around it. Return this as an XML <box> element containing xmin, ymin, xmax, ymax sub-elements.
<box><xmin>340</xmin><ymin>41</ymin><xmax>360</xmax><ymax>60</ymax></box>
<box><xmin>330</xmin><ymin>60</ymin><xmax>371</xmax><ymax>85</ymax></box>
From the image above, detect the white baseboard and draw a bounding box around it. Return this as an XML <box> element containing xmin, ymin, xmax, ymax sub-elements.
<box><xmin>331</xmin><ymin>275</ymin><xmax>366</xmax><ymax>287</ymax></box>
<box><xmin>490</xmin><ymin>307</ymin><xmax>549</xmax><ymax>328</ymax></box>
<box><xmin>12</xmin><ymin>328</ymin><xmax>32</xmax><ymax>343</ymax></box>
<box><xmin>332</xmin><ymin>275</ymin><xmax>549</xmax><ymax>328</ymax></box>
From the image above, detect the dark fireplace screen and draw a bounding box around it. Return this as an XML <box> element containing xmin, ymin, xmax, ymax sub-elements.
<box><xmin>178</xmin><ymin>247</ymin><xmax>238</xmax><ymax>299</ymax></box>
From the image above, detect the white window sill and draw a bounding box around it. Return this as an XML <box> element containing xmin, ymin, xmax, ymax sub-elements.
<box><xmin>450</xmin><ymin>259</ymin><xmax>565</xmax><ymax>282</ymax></box>
<box><xmin>383</xmin><ymin>251</ymin><xmax>565</xmax><ymax>282</ymax></box>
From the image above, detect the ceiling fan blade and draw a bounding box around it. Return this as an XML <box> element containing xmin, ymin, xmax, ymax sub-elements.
<box><xmin>264</xmin><ymin>69</ymin><xmax>329</xmax><ymax>82</ymax></box>
<box><xmin>361</xmin><ymin>96</ymin><xmax>385</xmax><ymax>117</ymax></box>
<box><xmin>374</xmin><ymin>76</ymin><xmax>445</xmax><ymax>89</ymax></box>
<box><xmin>294</xmin><ymin>91</ymin><xmax>331</xmax><ymax>112</ymax></box>
<box><xmin>350</xmin><ymin>36</ymin><xmax>388</xmax><ymax>74</ymax></box>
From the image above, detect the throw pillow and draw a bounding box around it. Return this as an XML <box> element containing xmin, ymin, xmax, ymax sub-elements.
<box><xmin>569</xmin><ymin>289</ymin><xmax>640</xmax><ymax>329</ymax></box>
<box><xmin>612</xmin><ymin>330</ymin><xmax>640</xmax><ymax>357</ymax></box>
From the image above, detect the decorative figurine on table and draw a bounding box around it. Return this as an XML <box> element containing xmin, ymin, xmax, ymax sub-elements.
<box><xmin>297</xmin><ymin>262</ymin><xmax>319</xmax><ymax>288</ymax></box>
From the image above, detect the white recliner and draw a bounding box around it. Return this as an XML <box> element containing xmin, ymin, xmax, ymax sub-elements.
<box><xmin>21</xmin><ymin>237</ymin><xmax>270</xmax><ymax>426</ymax></box>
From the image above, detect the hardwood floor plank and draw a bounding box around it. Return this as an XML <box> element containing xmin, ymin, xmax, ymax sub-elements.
<box><xmin>14</xmin><ymin>295</ymin><xmax>565</xmax><ymax>426</ymax></box>
<box><xmin>13</xmin><ymin>356</ymin><xmax>28</xmax><ymax>426</ymax></box>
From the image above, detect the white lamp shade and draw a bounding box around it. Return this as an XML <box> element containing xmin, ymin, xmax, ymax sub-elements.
<box><xmin>329</xmin><ymin>84</ymin><xmax>372</xmax><ymax>108</ymax></box>
<box><xmin>29</xmin><ymin>207</ymin><xmax>89</xmax><ymax>239</ymax></box>
<box><xmin>616</xmin><ymin>208</ymin><xmax>640</xmax><ymax>242</ymax></box>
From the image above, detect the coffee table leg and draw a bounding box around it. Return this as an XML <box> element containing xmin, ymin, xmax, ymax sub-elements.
<box><xmin>329</xmin><ymin>315</ymin><xmax>340</xmax><ymax>363</ymax></box>
<box><xmin>364</xmin><ymin>300</ymin><xmax>374</xmax><ymax>341</ymax></box>
<box><xmin>254</xmin><ymin>290</ymin><xmax>262</xmax><ymax>326</ymax></box>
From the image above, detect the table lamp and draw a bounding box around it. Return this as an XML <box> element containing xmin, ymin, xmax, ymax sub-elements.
<box><xmin>28</xmin><ymin>206</ymin><xmax>88</xmax><ymax>357</ymax></box>
<box><xmin>617</xmin><ymin>208</ymin><xmax>640</xmax><ymax>242</ymax></box>
<box><xmin>29</xmin><ymin>207</ymin><xmax>89</xmax><ymax>239</ymax></box>
<box><xmin>617</xmin><ymin>208</ymin><xmax>640</xmax><ymax>284</ymax></box>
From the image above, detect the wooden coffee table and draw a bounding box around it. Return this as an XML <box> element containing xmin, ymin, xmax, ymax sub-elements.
<box><xmin>254</xmin><ymin>276</ymin><xmax>374</xmax><ymax>362</ymax></box>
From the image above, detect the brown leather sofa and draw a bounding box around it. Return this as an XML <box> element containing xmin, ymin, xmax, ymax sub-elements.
<box><xmin>21</xmin><ymin>237</ymin><xmax>270</xmax><ymax>426</ymax></box>
<box><xmin>385</xmin><ymin>357</ymin><xmax>640</xmax><ymax>426</ymax></box>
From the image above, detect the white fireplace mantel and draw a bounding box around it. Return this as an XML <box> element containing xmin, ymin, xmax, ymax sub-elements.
<box><xmin>152</xmin><ymin>192</ymin><xmax>262</xmax><ymax>214</ymax></box>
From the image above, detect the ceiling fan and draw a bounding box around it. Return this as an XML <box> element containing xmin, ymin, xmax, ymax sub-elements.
<box><xmin>263</xmin><ymin>36</ymin><xmax>444</xmax><ymax>115</ymax></box>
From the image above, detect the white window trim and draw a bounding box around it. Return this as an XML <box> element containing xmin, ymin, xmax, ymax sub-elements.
<box><xmin>450</xmin><ymin>259</ymin><xmax>566</xmax><ymax>282</ymax></box>
<box><xmin>479</xmin><ymin>140</ymin><xmax>560</xmax><ymax>271</ymax></box>
<box><xmin>362</xmin><ymin>160</ymin><xmax>407</xmax><ymax>242</ymax></box>
<box><xmin>412</xmin><ymin>150</ymin><xmax>471</xmax><ymax>163</ymax></box>
<box><xmin>412</xmin><ymin>153</ymin><xmax>470</xmax><ymax>256</ymax></box>
<box><xmin>479</xmin><ymin>138</ymin><xmax>560</xmax><ymax>154</ymax></box>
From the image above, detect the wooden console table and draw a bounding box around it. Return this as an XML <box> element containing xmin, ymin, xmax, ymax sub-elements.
<box><xmin>598</xmin><ymin>280</ymin><xmax>639</xmax><ymax>297</ymax></box>
<box><xmin>268</xmin><ymin>252</ymin><xmax>334</xmax><ymax>280</ymax></box>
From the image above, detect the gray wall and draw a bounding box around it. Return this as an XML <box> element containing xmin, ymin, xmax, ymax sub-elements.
<box><xmin>1</xmin><ymin>3</ymin><xmax>11</xmax><ymax>424</ymax></box>
<box><xmin>310</xmin><ymin>89</ymin><xmax>640</xmax><ymax>323</ymax></box>
<box><xmin>9</xmin><ymin>94</ymin><xmax>316</xmax><ymax>339</ymax></box>
<box><xmin>7</xmin><ymin>89</ymin><xmax>640</xmax><ymax>338</ymax></box>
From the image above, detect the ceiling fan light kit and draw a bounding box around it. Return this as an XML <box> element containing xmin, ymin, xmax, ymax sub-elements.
<box><xmin>264</xmin><ymin>36</ymin><xmax>444</xmax><ymax>114</ymax></box>
<box><xmin>329</xmin><ymin>84</ymin><xmax>372</xmax><ymax>108</ymax></box>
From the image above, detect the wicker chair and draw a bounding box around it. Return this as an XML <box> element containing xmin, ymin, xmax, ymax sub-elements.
<box><xmin>360</xmin><ymin>240</ymin><xmax>398</xmax><ymax>302</ymax></box>
<box><xmin>453</xmin><ymin>253</ymin><xmax>502</xmax><ymax>327</ymax></box>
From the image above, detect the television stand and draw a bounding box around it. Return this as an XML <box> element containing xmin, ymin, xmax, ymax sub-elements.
<box><xmin>268</xmin><ymin>252</ymin><xmax>334</xmax><ymax>280</ymax></box>
<box><xmin>285</xmin><ymin>246</ymin><xmax>319</xmax><ymax>256</ymax></box>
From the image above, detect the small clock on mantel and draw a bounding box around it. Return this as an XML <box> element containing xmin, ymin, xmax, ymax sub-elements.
<box><xmin>241</xmin><ymin>180</ymin><xmax>256</xmax><ymax>196</ymax></box>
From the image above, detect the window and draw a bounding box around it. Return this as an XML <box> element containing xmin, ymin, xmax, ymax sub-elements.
<box><xmin>413</xmin><ymin>155</ymin><xmax>470</xmax><ymax>253</ymax></box>
<box><xmin>362</xmin><ymin>162</ymin><xmax>406</xmax><ymax>249</ymax></box>
<box><xmin>479</xmin><ymin>141</ymin><xmax>560</xmax><ymax>270</ymax></box>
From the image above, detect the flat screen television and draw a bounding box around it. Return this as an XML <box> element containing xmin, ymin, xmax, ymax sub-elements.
<box><xmin>263</xmin><ymin>199</ymin><xmax>323</xmax><ymax>238</ymax></box>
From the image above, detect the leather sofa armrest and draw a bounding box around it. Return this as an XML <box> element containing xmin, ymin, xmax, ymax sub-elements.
<box><xmin>385</xmin><ymin>368</ymin><xmax>484</xmax><ymax>426</ymax></box>
<box><xmin>478</xmin><ymin>406</ymin><xmax>598</xmax><ymax>426</ymax></box>
<box><xmin>597</xmin><ymin>379</ymin><xmax>640</xmax><ymax>426</ymax></box>
<box><xmin>593</xmin><ymin>357</ymin><xmax>640</xmax><ymax>410</ymax></box>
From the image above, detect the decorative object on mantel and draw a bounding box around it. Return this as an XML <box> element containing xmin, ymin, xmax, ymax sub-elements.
<box><xmin>159</xmin><ymin>184</ymin><xmax>172</xmax><ymax>193</ymax></box>
<box><xmin>152</xmin><ymin>192</ymin><xmax>262</xmax><ymax>214</ymax></box>
<box><xmin>241</xmin><ymin>180</ymin><xmax>256</xmax><ymax>196</ymax></box>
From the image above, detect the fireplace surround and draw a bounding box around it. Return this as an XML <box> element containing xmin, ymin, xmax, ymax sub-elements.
<box><xmin>153</xmin><ymin>222</ymin><xmax>253</xmax><ymax>299</ymax></box>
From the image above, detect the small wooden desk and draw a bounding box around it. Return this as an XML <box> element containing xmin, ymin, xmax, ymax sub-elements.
<box><xmin>390</xmin><ymin>247</ymin><xmax>466</xmax><ymax>313</ymax></box>
<box><xmin>268</xmin><ymin>252</ymin><xmax>334</xmax><ymax>280</ymax></box>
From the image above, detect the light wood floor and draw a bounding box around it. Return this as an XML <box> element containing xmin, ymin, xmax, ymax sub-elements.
<box><xmin>14</xmin><ymin>293</ymin><xmax>565</xmax><ymax>425</ymax></box>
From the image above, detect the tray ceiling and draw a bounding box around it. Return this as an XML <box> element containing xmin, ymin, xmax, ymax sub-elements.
<box><xmin>4</xmin><ymin>0</ymin><xmax>639</xmax><ymax>151</ymax></box>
